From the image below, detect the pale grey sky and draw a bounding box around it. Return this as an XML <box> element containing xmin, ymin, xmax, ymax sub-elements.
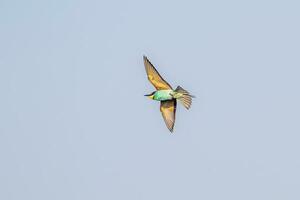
<box><xmin>1</xmin><ymin>0</ymin><xmax>300</xmax><ymax>199</ymax></box>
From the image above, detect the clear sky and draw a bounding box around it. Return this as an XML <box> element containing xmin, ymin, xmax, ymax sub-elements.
<box><xmin>1</xmin><ymin>0</ymin><xmax>300</xmax><ymax>199</ymax></box>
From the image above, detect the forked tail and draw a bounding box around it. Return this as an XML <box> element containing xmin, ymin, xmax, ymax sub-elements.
<box><xmin>174</xmin><ymin>86</ymin><xmax>195</xmax><ymax>109</ymax></box>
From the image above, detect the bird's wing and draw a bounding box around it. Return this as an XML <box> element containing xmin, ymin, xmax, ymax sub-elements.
<box><xmin>160</xmin><ymin>100</ymin><xmax>177</xmax><ymax>132</ymax></box>
<box><xmin>144</xmin><ymin>56</ymin><xmax>172</xmax><ymax>90</ymax></box>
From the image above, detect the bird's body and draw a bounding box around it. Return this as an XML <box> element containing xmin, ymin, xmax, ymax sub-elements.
<box><xmin>152</xmin><ymin>90</ymin><xmax>173</xmax><ymax>101</ymax></box>
<box><xmin>149</xmin><ymin>89</ymin><xmax>186</xmax><ymax>101</ymax></box>
<box><xmin>143</xmin><ymin>56</ymin><xmax>194</xmax><ymax>133</ymax></box>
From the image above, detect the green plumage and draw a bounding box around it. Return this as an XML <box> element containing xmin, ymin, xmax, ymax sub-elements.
<box><xmin>153</xmin><ymin>90</ymin><xmax>174</xmax><ymax>101</ymax></box>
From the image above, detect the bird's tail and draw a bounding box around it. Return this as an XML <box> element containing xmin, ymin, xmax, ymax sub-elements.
<box><xmin>174</xmin><ymin>86</ymin><xmax>195</xmax><ymax>110</ymax></box>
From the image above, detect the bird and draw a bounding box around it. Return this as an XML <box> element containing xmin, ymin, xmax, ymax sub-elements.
<box><xmin>143</xmin><ymin>56</ymin><xmax>194</xmax><ymax>133</ymax></box>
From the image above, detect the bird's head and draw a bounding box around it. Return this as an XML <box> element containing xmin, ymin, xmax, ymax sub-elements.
<box><xmin>144</xmin><ymin>91</ymin><xmax>155</xmax><ymax>100</ymax></box>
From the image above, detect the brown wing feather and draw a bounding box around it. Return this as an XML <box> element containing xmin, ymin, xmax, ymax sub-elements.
<box><xmin>160</xmin><ymin>100</ymin><xmax>177</xmax><ymax>132</ymax></box>
<box><xmin>143</xmin><ymin>56</ymin><xmax>172</xmax><ymax>90</ymax></box>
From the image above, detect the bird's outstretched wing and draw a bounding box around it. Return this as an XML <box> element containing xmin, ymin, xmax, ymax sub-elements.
<box><xmin>143</xmin><ymin>56</ymin><xmax>172</xmax><ymax>90</ymax></box>
<box><xmin>160</xmin><ymin>100</ymin><xmax>177</xmax><ymax>132</ymax></box>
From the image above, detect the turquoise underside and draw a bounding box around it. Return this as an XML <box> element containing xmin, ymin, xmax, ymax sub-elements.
<box><xmin>153</xmin><ymin>90</ymin><xmax>174</xmax><ymax>101</ymax></box>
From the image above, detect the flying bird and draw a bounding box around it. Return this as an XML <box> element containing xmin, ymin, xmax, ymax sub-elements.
<box><xmin>143</xmin><ymin>56</ymin><xmax>194</xmax><ymax>132</ymax></box>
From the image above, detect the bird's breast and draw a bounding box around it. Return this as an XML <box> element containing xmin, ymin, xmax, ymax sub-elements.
<box><xmin>153</xmin><ymin>90</ymin><xmax>174</xmax><ymax>101</ymax></box>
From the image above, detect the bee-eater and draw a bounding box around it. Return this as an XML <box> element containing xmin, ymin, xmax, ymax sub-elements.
<box><xmin>143</xmin><ymin>56</ymin><xmax>194</xmax><ymax>133</ymax></box>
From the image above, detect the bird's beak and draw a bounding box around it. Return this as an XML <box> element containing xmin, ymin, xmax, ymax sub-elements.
<box><xmin>144</xmin><ymin>94</ymin><xmax>153</xmax><ymax>99</ymax></box>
